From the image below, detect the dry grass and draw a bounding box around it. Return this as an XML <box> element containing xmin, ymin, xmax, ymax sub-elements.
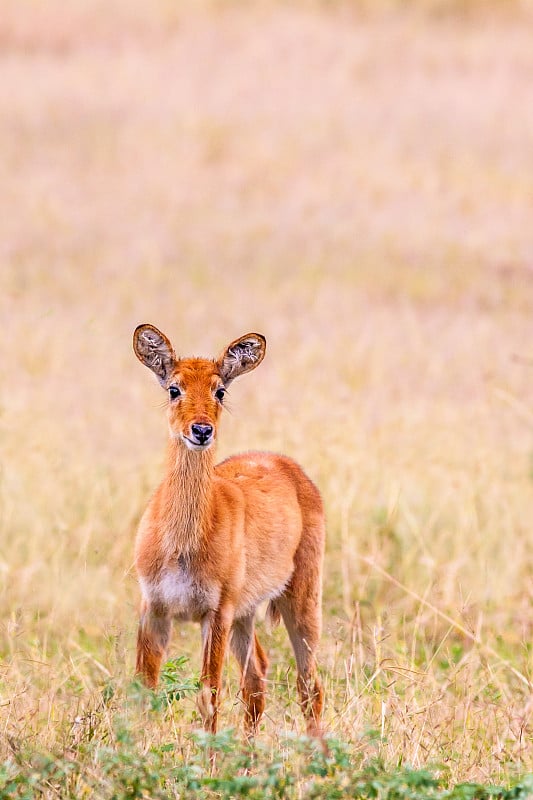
<box><xmin>0</xmin><ymin>0</ymin><xmax>532</xmax><ymax>791</ymax></box>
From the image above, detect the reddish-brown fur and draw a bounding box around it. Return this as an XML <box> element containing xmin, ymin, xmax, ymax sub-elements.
<box><xmin>133</xmin><ymin>325</ymin><xmax>325</xmax><ymax>736</ymax></box>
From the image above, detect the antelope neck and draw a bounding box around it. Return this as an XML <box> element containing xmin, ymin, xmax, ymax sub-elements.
<box><xmin>162</xmin><ymin>438</ymin><xmax>215</xmax><ymax>556</ymax></box>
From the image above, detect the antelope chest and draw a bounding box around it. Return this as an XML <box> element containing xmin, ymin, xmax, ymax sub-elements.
<box><xmin>140</xmin><ymin>566</ymin><xmax>219</xmax><ymax>621</ymax></box>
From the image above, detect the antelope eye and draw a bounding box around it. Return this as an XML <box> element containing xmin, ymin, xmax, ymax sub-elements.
<box><xmin>169</xmin><ymin>385</ymin><xmax>181</xmax><ymax>400</ymax></box>
<box><xmin>215</xmin><ymin>387</ymin><xmax>226</xmax><ymax>403</ymax></box>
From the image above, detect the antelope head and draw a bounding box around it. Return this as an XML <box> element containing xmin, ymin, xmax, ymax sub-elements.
<box><xmin>133</xmin><ymin>324</ymin><xmax>266</xmax><ymax>451</ymax></box>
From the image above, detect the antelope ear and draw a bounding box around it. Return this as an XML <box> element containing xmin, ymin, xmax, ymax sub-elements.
<box><xmin>217</xmin><ymin>333</ymin><xmax>266</xmax><ymax>385</ymax></box>
<box><xmin>133</xmin><ymin>324</ymin><xmax>176</xmax><ymax>387</ymax></box>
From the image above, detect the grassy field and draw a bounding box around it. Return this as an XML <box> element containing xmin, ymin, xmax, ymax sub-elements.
<box><xmin>1</xmin><ymin>1</ymin><xmax>532</xmax><ymax>796</ymax></box>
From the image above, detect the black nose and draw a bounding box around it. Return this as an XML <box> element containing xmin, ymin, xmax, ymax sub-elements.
<box><xmin>190</xmin><ymin>423</ymin><xmax>213</xmax><ymax>445</ymax></box>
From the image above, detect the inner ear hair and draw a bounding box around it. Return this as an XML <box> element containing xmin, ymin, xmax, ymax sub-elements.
<box><xmin>219</xmin><ymin>333</ymin><xmax>266</xmax><ymax>384</ymax></box>
<box><xmin>133</xmin><ymin>324</ymin><xmax>176</xmax><ymax>386</ymax></box>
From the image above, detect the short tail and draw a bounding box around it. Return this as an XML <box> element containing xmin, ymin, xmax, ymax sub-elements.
<box><xmin>265</xmin><ymin>600</ymin><xmax>281</xmax><ymax>632</ymax></box>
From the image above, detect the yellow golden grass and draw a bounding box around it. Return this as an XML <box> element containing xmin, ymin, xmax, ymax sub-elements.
<box><xmin>0</xmin><ymin>0</ymin><xmax>532</xmax><ymax>788</ymax></box>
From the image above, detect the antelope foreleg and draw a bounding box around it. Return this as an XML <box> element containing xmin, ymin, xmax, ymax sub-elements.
<box><xmin>198</xmin><ymin>606</ymin><xmax>233</xmax><ymax>733</ymax></box>
<box><xmin>136</xmin><ymin>604</ymin><xmax>172</xmax><ymax>689</ymax></box>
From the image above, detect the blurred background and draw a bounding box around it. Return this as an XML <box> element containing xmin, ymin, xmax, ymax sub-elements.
<box><xmin>0</xmin><ymin>0</ymin><xmax>532</xmax><ymax>779</ymax></box>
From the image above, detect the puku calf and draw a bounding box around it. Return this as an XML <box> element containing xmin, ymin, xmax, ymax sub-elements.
<box><xmin>133</xmin><ymin>325</ymin><xmax>325</xmax><ymax>736</ymax></box>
